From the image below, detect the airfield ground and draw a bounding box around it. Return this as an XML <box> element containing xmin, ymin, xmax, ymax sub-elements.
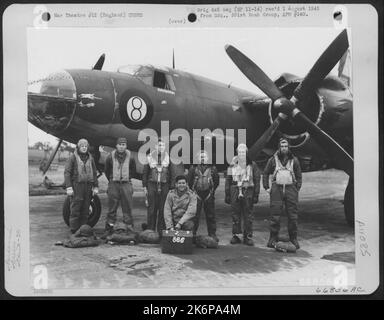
<box><xmin>29</xmin><ymin>165</ymin><xmax>355</xmax><ymax>293</ymax></box>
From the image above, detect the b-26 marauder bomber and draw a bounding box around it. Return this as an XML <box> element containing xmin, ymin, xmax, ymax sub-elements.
<box><xmin>28</xmin><ymin>29</ymin><xmax>354</xmax><ymax>227</ymax></box>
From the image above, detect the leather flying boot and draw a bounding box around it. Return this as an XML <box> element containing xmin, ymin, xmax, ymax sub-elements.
<box><xmin>209</xmin><ymin>234</ymin><xmax>219</xmax><ymax>243</ymax></box>
<box><xmin>243</xmin><ymin>235</ymin><xmax>254</xmax><ymax>246</ymax></box>
<box><xmin>230</xmin><ymin>234</ymin><xmax>242</xmax><ymax>244</ymax></box>
<box><xmin>290</xmin><ymin>236</ymin><xmax>300</xmax><ymax>250</ymax></box>
<box><xmin>267</xmin><ymin>232</ymin><xmax>278</xmax><ymax>248</ymax></box>
<box><xmin>101</xmin><ymin>223</ymin><xmax>114</xmax><ymax>240</ymax></box>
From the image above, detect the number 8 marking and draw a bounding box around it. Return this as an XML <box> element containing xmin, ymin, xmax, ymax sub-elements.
<box><xmin>127</xmin><ymin>96</ymin><xmax>147</xmax><ymax>122</ymax></box>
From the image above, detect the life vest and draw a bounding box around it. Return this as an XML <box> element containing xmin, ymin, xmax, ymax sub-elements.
<box><xmin>273</xmin><ymin>154</ymin><xmax>296</xmax><ymax>186</ymax></box>
<box><xmin>193</xmin><ymin>166</ymin><xmax>213</xmax><ymax>192</ymax></box>
<box><xmin>112</xmin><ymin>150</ymin><xmax>131</xmax><ymax>181</ymax></box>
<box><xmin>231</xmin><ymin>156</ymin><xmax>254</xmax><ymax>188</ymax></box>
<box><xmin>74</xmin><ymin>150</ymin><xmax>94</xmax><ymax>183</ymax></box>
<box><xmin>147</xmin><ymin>151</ymin><xmax>170</xmax><ymax>183</ymax></box>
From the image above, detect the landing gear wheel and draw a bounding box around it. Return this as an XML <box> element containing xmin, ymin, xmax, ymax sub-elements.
<box><xmin>62</xmin><ymin>194</ymin><xmax>102</xmax><ymax>227</ymax></box>
<box><xmin>344</xmin><ymin>177</ymin><xmax>354</xmax><ymax>227</ymax></box>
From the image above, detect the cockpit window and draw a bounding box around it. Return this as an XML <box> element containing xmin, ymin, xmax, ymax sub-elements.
<box><xmin>136</xmin><ymin>66</ymin><xmax>153</xmax><ymax>86</ymax></box>
<box><xmin>117</xmin><ymin>65</ymin><xmax>175</xmax><ymax>91</ymax></box>
<box><xmin>153</xmin><ymin>70</ymin><xmax>176</xmax><ymax>91</ymax></box>
<box><xmin>117</xmin><ymin>65</ymin><xmax>142</xmax><ymax>76</ymax></box>
<box><xmin>117</xmin><ymin>65</ymin><xmax>153</xmax><ymax>86</ymax></box>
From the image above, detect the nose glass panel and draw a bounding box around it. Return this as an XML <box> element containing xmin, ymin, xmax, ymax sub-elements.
<box><xmin>28</xmin><ymin>70</ymin><xmax>77</xmax><ymax>134</ymax></box>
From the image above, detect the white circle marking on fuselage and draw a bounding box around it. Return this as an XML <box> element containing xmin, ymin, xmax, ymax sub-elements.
<box><xmin>126</xmin><ymin>96</ymin><xmax>147</xmax><ymax>122</ymax></box>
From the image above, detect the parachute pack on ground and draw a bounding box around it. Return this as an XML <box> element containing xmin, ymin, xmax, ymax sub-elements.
<box><xmin>107</xmin><ymin>223</ymin><xmax>139</xmax><ymax>245</ymax></box>
<box><xmin>138</xmin><ymin>229</ymin><xmax>160</xmax><ymax>244</ymax></box>
<box><xmin>274</xmin><ymin>241</ymin><xmax>297</xmax><ymax>253</ymax></box>
<box><xmin>64</xmin><ymin>225</ymin><xmax>99</xmax><ymax>248</ymax></box>
<box><xmin>195</xmin><ymin>235</ymin><xmax>219</xmax><ymax>249</ymax></box>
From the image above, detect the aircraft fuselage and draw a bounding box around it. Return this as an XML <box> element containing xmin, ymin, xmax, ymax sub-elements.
<box><xmin>28</xmin><ymin>65</ymin><xmax>353</xmax><ymax>172</ymax></box>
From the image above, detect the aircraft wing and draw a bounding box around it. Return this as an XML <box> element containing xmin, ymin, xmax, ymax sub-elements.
<box><xmin>241</xmin><ymin>96</ymin><xmax>271</xmax><ymax>109</ymax></box>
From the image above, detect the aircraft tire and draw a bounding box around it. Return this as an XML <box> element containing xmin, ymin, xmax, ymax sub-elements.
<box><xmin>62</xmin><ymin>194</ymin><xmax>102</xmax><ymax>228</ymax></box>
<box><xmin>344</xmin><ymin>177</ymin><xmax>354</xmax><ymax>227</ymax></box>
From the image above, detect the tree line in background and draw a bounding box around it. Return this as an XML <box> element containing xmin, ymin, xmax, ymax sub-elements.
<box><xmin>29</xmin><ymin>141</ymin><xmax>75</xmax><ymax>166</ymax></box>
<box><xmin>30</xmin><ymin>141</ymin><xmax>75</xmax><ymax>152</ymax></box>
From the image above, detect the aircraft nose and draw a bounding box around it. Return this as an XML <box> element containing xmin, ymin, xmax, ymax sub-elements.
<box><xmin>28</xmin><ymin>70</ymin><xmax>77</xmax><ymax>135</ymax></box>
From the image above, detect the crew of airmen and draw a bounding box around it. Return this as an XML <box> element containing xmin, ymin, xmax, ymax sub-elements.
<box><xmin>65</xmin><ymin>137</ymin><xmax>302</xmax><ymax>250</ymax></box>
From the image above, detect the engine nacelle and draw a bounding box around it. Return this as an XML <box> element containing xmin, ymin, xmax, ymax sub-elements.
<box><xmin>269</xmin><ymin>73</ymin><xmax>325</xmax><ymax>148</ymax></box>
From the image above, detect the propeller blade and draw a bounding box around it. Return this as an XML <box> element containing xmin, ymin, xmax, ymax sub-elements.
<box><xmin>92</xmin><ymin>53</ymin><xmax>105</xmax><ymax>70</ymax></box>
<box><xmin>292</xmin><ymin>110</ymin><xmax>353</xmax><ymax>176</ymax></box>
<box><xmin>225</xmin><ymin>33</ymin><xmax>353</xmax><ymax>177</ymax></box>
<box><xmin>286</xmin><ymin>29</ymin><xmax>353</xmax><ymax>176</ymax></box>
<box><xmin>225</xmin><ymin>45</ymin><xmax>285</xmax><ymax>101</ymax></box>
<box><xmin>293</xmin><ymin>29</ymin><xmax>349</xmax><ymax>101</ymax></box>
<box><xmin>248</xmin><ymin>113</ymin><xmax>287</xmax><ymax>159</ymax></box>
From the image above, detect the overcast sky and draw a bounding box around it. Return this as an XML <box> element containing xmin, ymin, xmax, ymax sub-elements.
<box><xmin>27</xmin><ymin>27</ymin><xmax>342</xmax><ymax>146</ymax></box>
